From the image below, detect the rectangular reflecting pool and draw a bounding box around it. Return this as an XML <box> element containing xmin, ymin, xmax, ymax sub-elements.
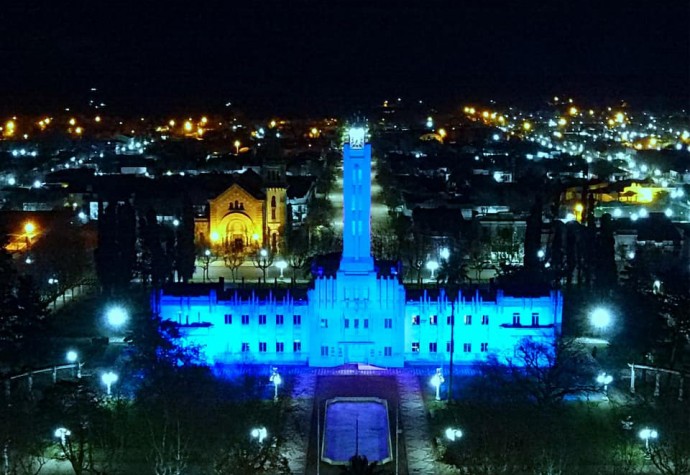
<box><xmin>322</xmin><ymin>397</ymin><xmax>392</xmax><ymax>465</ymax></box>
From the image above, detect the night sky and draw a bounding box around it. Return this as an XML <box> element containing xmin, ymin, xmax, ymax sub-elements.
<box><xmin>2</xmin><ymin>1</ymin><xmax>689</xmax><ymax>115</ymax></box>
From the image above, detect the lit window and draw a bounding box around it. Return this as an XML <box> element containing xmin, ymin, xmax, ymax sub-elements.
<box><xmin>384</xmin><ymin>318</ymin><xmax>392</xmax><ymax>328</ymax></box>
<box><xmin>276</xmin><ymin>342</ymin><xmax>284</xmax><ymax>353</ymax></box>
<box><xmin>293</xmin><ymin>315</ymin><xmax>301</xmax><ymax>325</ymax></box>
<box><xmin>241</xmin><ymin>343</ymin><xmax>250</xmax><ymax>352</ymax></box>
<box><xmin>293</xmin><ymin>340</ymin><xmax>302</xmax><ymax>352</ymax></box>
<box><xmin>259</xmin><ymin>314</ymin><xmax>267</xmax><ymax>325</ymax></box>
<box><xmin>463</xmin><ymin>343</ymin><xmax>472</xmax><ymax>353</ymax></box>
<box><xmin>430</xmin><ymin>315</ymin><xmax>437</xmax><ymax>325</ymax></box>
<box><xmin>412</xmin><ymin>342</ymin><xmax>420</xmax><ymax>352</ymax></box>
<box><xmin>259</xmin><ymin>342</ymin><xmax>267</xmax><ymax>352</ymax></box>
<box><xmin>242</xmin><ymin>315</ymin><xmax>250</xmax><ymax>325</ymax></box>
<box><xmin>481</xmin><ymin>342</ymin><xmax>488</xmax><ymax>352</ymax></box>
<box><xmin>276</xmin><ymin>314</ymin><xmax>284</xmax><ymax>325</ymax></box>
<box><xmin>412</xmin><ymin>315</ymin><xmax>420</xmax><ymax>325</ymax></box>
<box><xmin>464</xmin><ymin>315</ymin><xmax>472</xmax><ymax>325</ymax></box>
<box><xmin>384</xmin><ymin>346</ymin><xmax>392</xmax><ymax>356</ymax></box>
<box><xmin>224</xmin><ymin>314</ymin><xmax>232</xmax><ymax>324</ymax></box>
<box><xmin>429</xmin><ymin>342</ymin><xmax>437</xmax><ymax>353</ymax></box>
<box><xmin>481</xmin><ymin>315</ymin><xmax>489</xmax><ymax>325</ymax></box>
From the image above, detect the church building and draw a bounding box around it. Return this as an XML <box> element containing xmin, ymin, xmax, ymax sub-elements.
<box><xmin>155</xmin><ymin>128</ymin><xmax>562</xmax><ymax>367</ymax></box>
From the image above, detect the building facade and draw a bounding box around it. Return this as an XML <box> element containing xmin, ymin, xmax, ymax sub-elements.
<box><xmin>157</xmin><ymin>129</ymin><xmax>562</xmax><ymax>367</ymax></box>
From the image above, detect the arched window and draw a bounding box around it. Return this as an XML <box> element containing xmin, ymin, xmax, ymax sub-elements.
<box><xmin>271</xmin><ymin>196</ymin><xmax>276</xmax><ymax>220</ymax></box>
<box><xmin>234</xmin><ymin>200</ymin><xmax>239</xmax><ymax>209</ymax></box>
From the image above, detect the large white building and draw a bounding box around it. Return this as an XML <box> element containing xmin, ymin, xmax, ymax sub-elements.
<box><xmin>154</xmin><ymin>128</ymin><xmax>562</xmax><ymax>367</ymax></box>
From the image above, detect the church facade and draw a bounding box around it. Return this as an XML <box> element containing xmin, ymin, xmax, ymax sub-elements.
<box><xmin>193</xmin><ymin>164</ymin><xmax>288</xmax><ymax>253</ymax></box>
<box><xmin>156</xmin><ymin>129</ymin><xmax>562</xmax><ymax>367</ymax></box>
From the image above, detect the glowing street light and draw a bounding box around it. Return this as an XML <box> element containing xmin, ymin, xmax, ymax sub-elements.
<box><xmin>430</xmin><ymin>367</ymin><xmax>445</xmax><ymax>401</ymax></box>
<box><xmin>445</xmin><ymin>428</ymin><xmax>463</xmax><ymax>442</ymax></box>
<box><xmin>639</xmin><ymin>428</ymin><xmax>658</xmax><ymax>450</ymax></box>
<box><xmin>270</xmin><ymin>367</ymin><xmax>282</xmax><ymax>402</ymax></box>
<box><xmin>172</xmin><ymin>219</ymin><xmax>180</xmax><ymax>227</ymax></box>
<box><xmin>234</xmin><ymin>140</ymin><xmax>241</xmax><ymax>155</ymax></box>
<box><xmin>101</xmin><ymin>371</ymin><xmax>118</xmax><ymax>396</ymax></box>
<box><xmin>439</xmin><ymin>247</ymin><xmax>450</xmax><ymax>260</ymax></box>
<box><xmin>596</xmin><ymin>372</ymin><xmax>613</xmax><ymax>395</ymax></box>
<box><xmin>251</xmin><ymin>427</ymin><xmax>268</xmax><ymax>444</ymax></box>
<box><xmin>54</xmin><ymin>427</ymin><xmax>71</xmax><ymax>446</ymax></box>
<box><xmin>66</xmin><ymin>350</ymin><xmax>81</xmax><ymax>378</ymax></box>
<box><xmin>590</xmin><ymin>307</ymin><xmax>612</xmax><ymax>334</ymax></box>
<box><xmin>426</xmin><ymin>260</ymin><xmax>439</xmax><ymax>280</ymax></box>
<box><xmin>106</xmin><ymin>306</ymin><xmax>128</xmax><ymax>328</ymax></box>
<box><xmin>275</xmin><ymin>260</ymin><xmax>288</xmax><ymax>279</ymax></box>
<box><xmin>537</xmin><ymin>249</ymin><xmax>545</xmax><ymax>260</ymax></box>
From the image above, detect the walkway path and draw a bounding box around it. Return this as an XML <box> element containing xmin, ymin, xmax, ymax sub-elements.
<box><xmin>396</xmin><ymin>372</ymin><xmax>437</xmax><ymax>475</ymax></box>
<box><xmin>284</xmin><ymin>371</ymin><xmax>316</xmax><ymax>474</ymax></box>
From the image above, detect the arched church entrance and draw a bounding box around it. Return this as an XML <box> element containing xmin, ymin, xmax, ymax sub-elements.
<box><xmin>219</xmin><ymin>213</ymin><xmax>255</xmax><ymax>252</ymax></box>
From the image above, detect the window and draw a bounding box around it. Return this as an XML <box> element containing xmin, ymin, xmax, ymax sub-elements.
<box><xmin>259</xmin><ymin>342</ymin><xmax>267</xmax><ymax>352</ymax></box>
<box><xmin>241</xmin><ymin>343</ymin><xmax>250</xmax><ymax>352</ymax></box>
<box><xmin>481</xmin><ymin>342</ymin><xmax>488</xmax><ymax>352</ymax></box>
<box><xmin>447</xmin><ymin>315</ymin><xmax>454</xmax><ymax>325</ymax></box>
<box><xmin>364</xmin><ymin>319</ymin><xmax>369</xmax><ymax>329</ymax></box>
<box><xmin>512</xmin><ymin>313</ymin><xmax>521</xmax><ymax>326</ymax></box>
<box><xmin>446</xmin><ymin>341</ymin><xmax>454</xmax><ymax>353</ymax></box>
<box><xmin>276</xmin><ymin>342</ymin><xmax>284</xmax><ymax>353</ymax></box>
<box><xmin>276</xmin><ymin>314</ymin><xmax>284</xmax><ymax>325</ymax></box>
<box><xmin>224</xmin><ymin>314</ymin><xmax>232</xmax><ymax>324</ymax></box>
<box><xmin>412</xmin><ymin>315</ymin><xmax>420</xmax><ymax>325</ymax></box>
<box><xmin>293</xmin><ymin>340</ymin><xmax>302</xmax><ymax>352</ymax></box>
<box><xmin>464</xmin><ymin>314</ymin><xmax>472</xmax><ymax>325</ymax></box>
<box><xmin>293</xmin><ymin>314</ymin><xmax>301</xmax><ymax>325</ymax></box>
<box><xmin>259</xmin><ymin>314</ymin><xmax>267</xmax><ymax>325</ymax></box>
<box><xmin>481</xmin><ymin>314</ymin><xmax>489</xmax><ymax>325</ymax></box>
<box><xmin>320</xmin><ymin>318</ymin><xmax>328</xmax><ymax>328</ymax></box>
<box><xmin>271</xmin><ymin>196</ymin><xmax>276</xmax><ymax>220</ymax></box>
<box><xmin>354</xmin><ymin>319</ymin><xmax>359</xmax><ymax>329</ymax></box>
<box><xmin>531</xmin><ymin>312</ymin><xmax>539</xmax><ymax>326</ymax></box>
<box><xmin>429</xmin><ymin>342</ymin><xmax>438</xmax><ymax>353</ymax></box>
<box><xmin>384</xmin><ymin>346</ymin><xmax>392</xmax><ymax>356</ymax></box>
<box><xmin>242</xmin><ymin>314</ymin><xmax>250</xmax><ymax>325</ymax></box>
<box><xmin>463</xmin><ymin>343</ymin><xmax>472</xmax><ymax>353</ymax></box>
<box><xmin>320</xmin><ymin>346</ymin><xmax>329</xmax><ymax>357</ymax></box>
<box><xmin>344</xmin><ymin>319</ymin><xmax>350</xmax><ymax>329</ymax></box>
<box><xmin>430</xmin><ymin>315</ymin><xmax>438</xmax><ymax>325</ymax></box>
<box><xmin>412</xmin><ymin>342</ymin><xmax>420</xmax><ymax>352</ymax></box>
<box><xmin>384</xmin><ymin>318</ymin><xmax>392</xmax><ymax>329</ymax></box>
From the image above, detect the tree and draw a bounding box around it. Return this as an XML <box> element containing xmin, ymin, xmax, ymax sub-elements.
<box><xmin>403</xmin><ymin>233</ymin><xmax>429</xmax><ymax>285</ymax></box>
<box><xmin>251</xmin><ymin>249</ymin><xmax>274</xmax><ymax>283</ymax></box>
<box><xmin>283</xmin><ymin>228</ymin><xmax>310</xmax><ymax>281</ymax></box>
<box><xmin>218</xmin><ymin>240</ymin><xmax>244</xmax><ymax>282</ymax></box>
<box><xmin>523</xmin><ymin>196</ymin><xmax>543</xmax><ymax>271</ymax></box>
<box><xmin>213</xmin><ymin>438</ymin><xmax>290</xmax><ymax>475</ymax></box>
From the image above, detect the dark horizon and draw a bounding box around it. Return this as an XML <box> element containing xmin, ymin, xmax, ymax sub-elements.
<box><xmin>2</xmin><ymin>1</ymin><xmax>689</xmax><ymax>116</ymax></box>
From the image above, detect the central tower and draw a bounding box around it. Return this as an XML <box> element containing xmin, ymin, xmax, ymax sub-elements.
<box><xmin>339</xmin><ymin>127</ymin><xmax>374</xmax><ymax>273</ymax></box>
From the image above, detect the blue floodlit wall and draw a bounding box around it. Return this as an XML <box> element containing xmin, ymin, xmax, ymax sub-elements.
<box><xmin>155</xmin><ymin>132</ymin><xmax>563</xmax><ymax>367</ymax></box>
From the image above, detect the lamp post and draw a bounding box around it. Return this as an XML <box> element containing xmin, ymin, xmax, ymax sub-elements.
<box><xmin>590</xmin><ymin>307</ymin><xmax>612</xmax><ymax>337</ymax></box>
<box><xmin>638</xmin><ymin>428</ymin><xmax>658</xmax><ymax>450</ymax></box>
<box><xmin>234</xmin><ymin>140</ymin><xmax>241</xmax><ymax>155</ymax></box>
<box><xmin>270</xmin><ymin>367</ymin><xmax>282</xmax><ymax>402</ymax></box>
<box><xmin>439</xmin><ymin>247</ymin><xmax>450</xmax><ymax>260</ymax></box>
<box><xmin>106</xmin><ymin>306</ymin><xmax>128</xmax><ymax>329</ymax></box>
<box><xmin>596</xmin><ymin>372</ymin><xmax>613</xmax><ymax>397</ymax></box>
<box><xmin>101</xmin><ymin>371</ymin><xmax>118</xmax><ymax>396</ymax></box>
<box><xmin>430</xmin><ymin>368</ymin><xmax>444</xmax><ymax>401</ymax></box>
<box><xmin>426</xmin><ymin>260</ymin><xmax>439</xmax><ymax>281</ymax></box>
<box><xmin>275</xmin><ymin>260</ymin><xmax>288</xmax><ymax>280</ymax></box>
<box><xmin>444</xmin><ymin>428</ymin><xmax>463</xmax><ymax>442</ymax></box>
<box><xmin>54</xmin><ymin>427</ymin><xmax>71</xmax><ymax>446</ymax></box>
<box><xmin>66</xmin><ymin>351</ymin><xmax>81</xmax><ymax>378</ymax></box>
<box><xmin>251</xmin><ymin>427</ymin><xmax>267</xmax><ymax>444</ymax></box>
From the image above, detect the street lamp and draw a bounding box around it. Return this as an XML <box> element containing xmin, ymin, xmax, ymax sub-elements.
<box><xmin>54</xmin><ymin>427</ymin><xmax>71</xmax><ymax>446</ymax></box>
<box><xmin>426</xmin><ymin>260</ymin><xmax>439</xmax><ymax>281</ymax></box>
<box><xmin>66</xmin><ymin>350</ymin><xmax>81</xmax><ymax>378</ymax></box>
<box><xmin>590</xmin><ymin>307</ymin><xmax>612</xmax><ymax>335</ymax></box>
<box><xmin>234</xmin><ymin>140</ymin><xmax>241</xmax><ymax>155</ymax></box>
<box><xmin>596</xmin><ymin>372</ymin><xmax>613</xmax><ymax>396</ymax></box>
<box><xmin>101</xmin><ymin>371</ymin><xmax>118</xmax><ymax>396</ymax></box>
<box><xmin>638</xmin><ymin>428</ymin><xmax>658</xmax><ymax>450</ymax></box>
<box><xmin>439</xmin><ymin>247</ymin><xmax>450</xmax><ymax>260</ymax></box>
<box><xmin>106</xmin><ymin>306</ymin><xmax>128</xmax><ymax>329</ymax></box>
<box><xmin>275</xmin><ymin>260</ymin><xmax>288</xmax><ymax>279</ymax></box>
<box><xmin>445</xmin><ymin>428</ymin><xmax>463</xmax><ymax>442</ymax></box>
<box><xmin>251</xmin><ymin>427</ymin><xmax>267</xmax><ymax>444</ymax></box>
<box><xmin>270</xmin><ymin>367</ymin><xmax>282</xmax><ymax>402</ymax></box>
<box><xmin>430</xmin><ymin>368</ymin><xmax>445</xmax><ymax>401</ymax></box>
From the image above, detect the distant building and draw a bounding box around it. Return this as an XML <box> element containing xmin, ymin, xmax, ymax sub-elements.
<box><xmin>155</xmin><ymin>130</ymin><xmax>562</xmax><ymax>367</ymax></box>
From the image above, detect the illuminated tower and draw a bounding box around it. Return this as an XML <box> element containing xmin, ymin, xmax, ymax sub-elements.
<box><xmin>262</xmin><ymin>163</ymin><xmax>287</xmax><ymax>253</ymax></box>
<box><xmin>339</xmin><ymin>126</ymin><xmax>374</xmax><ymax>273</ymax></box>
